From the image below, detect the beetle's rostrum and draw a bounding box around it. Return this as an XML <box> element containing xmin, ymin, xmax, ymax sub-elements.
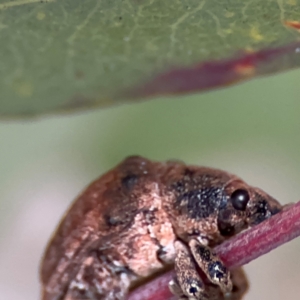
<box><xmin>40</xmin><ymin>156</ymin><xmax>282</xmax><ymax>300</ymax></box>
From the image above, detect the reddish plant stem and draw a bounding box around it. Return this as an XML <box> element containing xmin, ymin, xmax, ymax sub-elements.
<box><xmin>128</xmin><ymin>201</ymin><xmax>300</xmax><ymax>300</ymax></box>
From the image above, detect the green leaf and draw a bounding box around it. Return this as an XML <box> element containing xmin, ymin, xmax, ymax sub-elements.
<box><xmin>1</xmin><ymin>0</ymin><xmax>300</xmax><ymax>116</ymax></box>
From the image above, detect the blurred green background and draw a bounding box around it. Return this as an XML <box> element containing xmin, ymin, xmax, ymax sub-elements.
<box><xmin>1</xmin><ymin>70</ymin><xmax>300</xmax><ymax>299</ymax></box>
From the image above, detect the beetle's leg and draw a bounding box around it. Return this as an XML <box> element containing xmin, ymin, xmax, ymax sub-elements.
<box><xmin>170</xmin><ymin>240</ymin><xmax>208</xmax><ymax>300</ymax></box>
<box><xmin>62</xmin><ymin>252</ymin><xmax>133</xmax><ymax>300</ymax></box>
<box><xmin>225</xmin><ymin>267</ymin><xmax>248</xmax><ymax>300</ymax></box>
<box><xmin>169</xmin><ymin>277</ymin><xmax>188</xmax><ymax>300</ymax></box>
<box><xmin>203</xmin><ymin>267</ymin><xmax>249</xmax><ymax>300</ymax></box>
<box><xmin>189</xmin><ymin>239</ymin><xmax>232</xmax><ymax>294</ymax></box>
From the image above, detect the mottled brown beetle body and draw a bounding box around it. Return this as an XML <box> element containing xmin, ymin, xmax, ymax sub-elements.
<box><xmin>41</xmin><ymin>156</ymin><xmax>282</xmax><ymax>300</ymax></box>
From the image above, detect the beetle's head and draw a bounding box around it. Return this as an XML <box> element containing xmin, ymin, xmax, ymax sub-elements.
<box><xmin>166</xmin><ymin>166</ymin><xmax>282</xmax><ymax>238</ymax></box>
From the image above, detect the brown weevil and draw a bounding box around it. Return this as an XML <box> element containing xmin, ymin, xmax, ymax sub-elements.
<box><xmin>40</xmin><ymin>156</ymin><xmax>282</xmax><ymax>300</ymax></box>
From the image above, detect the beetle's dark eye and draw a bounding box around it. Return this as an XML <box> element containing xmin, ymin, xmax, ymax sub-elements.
<box><xmin>230</xmin><ymin>189</ymin><xmax>250</xmax><ymax>211</ymax></box>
